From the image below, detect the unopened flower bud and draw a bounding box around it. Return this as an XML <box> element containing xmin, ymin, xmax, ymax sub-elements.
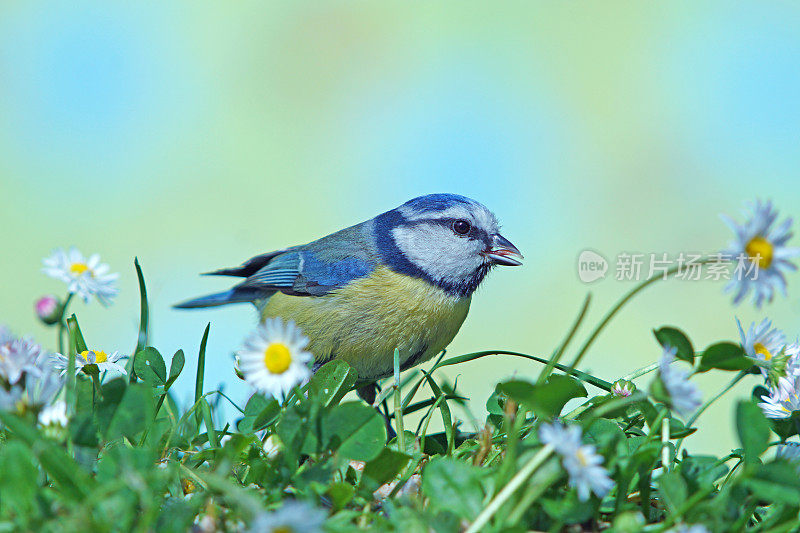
<box><xmin>34</xmin><ymin>295</ymin><xmax>62</xmax><ymax>325</ymax></box>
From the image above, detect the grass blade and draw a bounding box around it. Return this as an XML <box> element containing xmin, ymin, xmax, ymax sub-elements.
<box><xmin>201</xmin><ymin>398</ymin><xmax>220</xmax><ymax>448</ymax></box>
<box><xmin>537</xmin><ymin>293</ymin><xmax>591</xmax><ymax>385</ymax></box>
<box><xmin>195</xmin><ymin>324</ymin><xmax>210</xmax><ymax>427</ymax></box>
<box><xmin>128</xmin><ymin>257</ymin><xmax>149</xmax><ymax>382</ymax></box>
<box><xmin>432</xmin><ymin>350</ymin><xmax>613</xmax><ymax>391</ymax></box>
<box><xmin>421</xmin><ymin>370</ymin><xmax>454</xmax><ymax>455</ymax></box>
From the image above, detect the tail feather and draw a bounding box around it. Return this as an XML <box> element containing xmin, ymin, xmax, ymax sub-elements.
<box><xmin>202</xmin><ymin>250</ymin><xmax>290</xmax><ymax>278</ymax></box>
<box><xmin>173</xmin><ymin>288</ymin><xmax>262</xmax><ymax>309</ymax></box>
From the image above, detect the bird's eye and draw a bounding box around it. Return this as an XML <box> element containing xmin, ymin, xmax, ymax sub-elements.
<box><xmin>452</xmin><ymin>219</ymin><xmax>471</xmax><ymax>236</ymax></box>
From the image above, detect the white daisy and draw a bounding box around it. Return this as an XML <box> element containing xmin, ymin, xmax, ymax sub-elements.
<box><xmin>539</xmin><ymin>420</ymin><xmax>582</xmax><ymax>454</ymax></box>
<box><xmin>721</xmin><ymin>199</ymin><xmax>800</xmax><ymax>307</ymax></box>
<box><xmin>659</xmin><ymin>347</ymin><xmax>702</xmax><ymax>417</ymax></box>
<box><xmin>38</xmin><ymin>400</ymin><xmax>68</xmax><ymax>427</ymax></box>
<box><xmin>737</xmin><ymin>318</ymin><xmax>785</xmax><ymax>377</ymax></box>
<box><xmin>539</xmin><ymin>422</ymin><xmax>614</xmax><ymax>501</ymax></box>
<box><xmin>758</xmin><ymin>373</ymin><xmax>800</xmax><ymax>419</ymax></box>
<box><xmin>776</xmin><ymin>442</ymin><xmax>800</xmax><ymax>463</ymax></box>
<box><xmin>0</xmin><ymin>336</ymin><xmax>43</xmax><ymax>385</ymax></box>
<box><xmin>0</xmin><ymin>345</ymin><xmax>62</xmax><ymax>412</ymax></box>
<box><xmin>25</xmin><ymin>353</ymin><xmax>64</xmax><ymax>407</ymax></box>
<box><xmin>42</xmin><ymin>247</ymin><xmax>119</xmax><ymax>305</ymax></box>
<box><xmin>237</xmin><ymin>319</ymin><xmax>313</xmax><ymax>402</ymax></box>
<box><xmin>0</xmin><ymin>385</ymin><xmax>25</xmax><ymax>413</ymax></box>
<box><xmin>52</xmin><ymin>349</ymin><xmax>127</xmax><ymax>376</ymax></box>
<box><xmin>0</xmin><ymin>325</ymin><xmax>14</xmax><ymax>347</ymax></box>
<box><xmin>248</xmin><ymin>501</ymin><xmax>326</xmax><ymax>533</ymax></box>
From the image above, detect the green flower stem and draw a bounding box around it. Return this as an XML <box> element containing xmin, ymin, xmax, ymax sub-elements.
<box><xmin>56</xmin><ymin>292</ymin><xmax>74</xmax><ymax>356</ymax></box>
<box><xmin>537</xmin><ymin>294</ymin><xmax>591</xmax><ymax>385</ymax></box>
<box><xmin>674</xmin><ymin>369</ymin><xmax>748</xmax><ymax>459</ymax></box>
<box><xmin>661</xmin><ymin>417</ymin><xmax>670</xmax><ymax>471</ymax></box>
<box><xmin>393</xmin><ymin>348</ymin><xmax>405</xmax><ymax>452</ymax></box>
<box><xmin>621</xmin><ymin>361</ymin><xmax>660</xmax><ymax>381</ymax></box>
<box><xmin>570</xmin><ymin>258</ymin><xmax>718</xmax><ymax>370</ymax></box>
<box><xmin>90</xmin><ymin>372</ymin><xmax>103</xmax><ymax>404</ymax></box>
<box><xmin>465</xmin><ymin>444</ymin><xmax>554</xmax><ymax>533</ymax></box>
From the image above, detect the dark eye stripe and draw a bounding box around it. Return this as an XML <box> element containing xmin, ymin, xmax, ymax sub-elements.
<box><xmin>404</xmin><ymin>217</ymin><xmax>487</xmax><ymax>242</ymax></box>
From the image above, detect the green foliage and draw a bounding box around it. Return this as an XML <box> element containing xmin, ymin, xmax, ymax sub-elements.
<box><xmin>3</xmin><ymin>260</ymin><xmax>799</xmax><ymax>532</ymax></box>
<box><xmin>698</xmin><ymin>342</ymin><xmax>752</xmax><ymax>372</ymax></box>
<box><xmin>654</xmin><ymin>326</ymin><xmax>695</xmax><ymax>364</ymax></box>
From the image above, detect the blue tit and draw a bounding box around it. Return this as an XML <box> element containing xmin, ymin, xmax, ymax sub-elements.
<box><xmin>175</xmin><ymin>193</ymin><xmax>522</xmax><ymax>387</ymax></box>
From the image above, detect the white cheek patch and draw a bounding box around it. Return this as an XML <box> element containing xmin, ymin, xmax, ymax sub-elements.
<box><xmin>392</xmin><ymin>225</ymin><xmax>485</xmax><ymax>283</ymax></box>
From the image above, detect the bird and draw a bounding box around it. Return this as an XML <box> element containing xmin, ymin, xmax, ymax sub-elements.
<box><xmin>175</xmin><ymin>193</ymin><xmax>522</xmax><ymax>402</ymax></box>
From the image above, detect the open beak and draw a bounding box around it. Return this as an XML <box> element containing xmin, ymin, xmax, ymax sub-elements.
<box><xmin>483</xmin><ymin>234</ymin><xmax>523</xmax><ymax>266</ymax></box>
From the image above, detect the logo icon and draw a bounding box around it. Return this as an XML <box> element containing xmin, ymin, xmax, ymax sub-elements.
<box><xmin>577</xmin><ymin>250</ymin><xmax>608</xmax><ymax>283</ymax></box>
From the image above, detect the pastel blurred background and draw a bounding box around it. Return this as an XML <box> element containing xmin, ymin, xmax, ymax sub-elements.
<box><xmin>2</xmin><ymin>2</ymin><xmax>799</xmax><ymax>454</ymax></box>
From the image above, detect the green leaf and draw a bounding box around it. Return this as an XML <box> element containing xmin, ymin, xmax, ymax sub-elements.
<box><xmin>323</xmin><ymin>402</ymin><xmax>386</xmax><ymax>461</ymax></box>
<box><xmin>166</xmin><ymin>349</ymin><xmax>185</xmax><ymax>389</ymax></box>
<box><xmin>327</xmin><ymin>482</ymin><xmax>355</xmax><ymax>512</ymax></box>
<box><xmin>422</xmin><ymin>457</ymin><xmax>484</xmax><ymax>520</ymax></box>
<box><xmin>238</xmin><ymin>394</ymin><xmax>280</xmax><ymax>433</ymax></box>
<box><xmin>658</xmin><ymin>471</ymin><xmax>687</xmax><ymax>514</ymax></box>
<box><xmin>66</xmin><ymin>314</ymin><xmax>88</xmax><ymax>353</ymax></box>
<box><xmin>133</xmin><ymin>347</ymin><xmax>167</xmax><ymax>387</ymax></box>
<box><xmin>276</xmin><ymin>401</ymin><xmax>320</xmax><ymax>462</ymax></box>
<box><xmin>585</xmin><ymin>418</ymin><xmax>625</xmax><ymax>449</ymax></box>
<box><xmin>542</xmin><ymin>491</ymin><xmax>594</xmax><ymax>524</ymax></box>
<box><xmin>654</xmin><ymin>326</ymin><xmax>694</xmax><ymax>364</ymax></box>
<box><xmin>308</xmin><ymin>360</ymin><xmax>358</xmax><ymax>407</ymax></box>
<box><xmin>0</xmin><ymin>412</ymin><xmax>96</xmax><ymax>500</ymax></box>
<box><xmin>498</xmin><ymin>374</ymin><xmax>587</xmax><ymax>419</ymax></box>
<box><xmin>736</xmin><ymin>400</ymin><xmax>770</xmax><ymax>463</ymax></box>
<box><xmin>678</xmin><ymin>455</ymin><xmax>729</xmax><ymax>492</ymax></box>
<box><xmin>667</xmin><ymin>417</ymin><xmax>697</xmax><ymax>439</ymax></box>
<box><xmin>745</xmin><ymin>462</ymin><xmax>800</xmax><ymax>504</ymax></box>
<box><xmin>106</xmin><ymin>383</ymin><xmax>156</xmax><ymax>440</ymax></box>
<box><xmin>360</xmin><ymin>448</ymin><xmax>411</xmax><ymax>492</ymax></box>
<box><xmin>94</xmin><ymin>378</ymin><xmax>128</xmax><ymax>436</ymax></box>
<box><xmin>0</xmin><ymin>441</ymin><xmax>39</xmax><ymax>517</ymax></box>
<box><xmin>698</xmin><ymin>342</ymin><xmax>751</xmax><ymax>372</ymax></box>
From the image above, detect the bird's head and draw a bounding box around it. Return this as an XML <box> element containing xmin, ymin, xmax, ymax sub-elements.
<box><xmin>375</xmin><ymin>194</ymin><xmax>523</xmax><ymax>297</ymax></box>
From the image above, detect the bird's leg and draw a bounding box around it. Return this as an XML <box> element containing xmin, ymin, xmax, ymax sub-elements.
<box><xmin>356</xmin><ymin>383</ymin><xmax>397</xmax><ymax>441</ymax></box>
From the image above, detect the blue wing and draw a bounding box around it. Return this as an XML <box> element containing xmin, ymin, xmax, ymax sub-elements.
<box><xmin>174</xmin><ymin>221</ymin><xmax>380</xmax><ymax>309</ymax></box>
<box><xmin>237</xmin><ymin>250</ymin><xmax>375</xmax><ymax>296</ymax></box>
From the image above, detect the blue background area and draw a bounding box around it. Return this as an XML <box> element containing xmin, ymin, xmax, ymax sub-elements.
<box><xmin>2</xmin><ymin>2</ymin><xmax>798</xmax><ymax>454</ymax></box>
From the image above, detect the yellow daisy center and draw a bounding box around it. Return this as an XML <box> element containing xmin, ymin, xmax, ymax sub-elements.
<box><xmin>264</xmin><ymin>343</ymin><xmax>292</xmax><ymax>374</ymax></box>
<box><xmin>272</xmin><ymin>527</ymin><xmax>293</xmax><ymax>533</ymax></box>
<box><xmin>81</xmin><ymin>350</ymin><xmax>108</xmax><ymax>363</ymax></box>
<box><xmin>754</xmin><ymin>342</ymin><xmax>772</xmax><ymax>361</ymax></box>
<box><xmin>575</xmin><ymin>449</ymin><xmax>589</xmax><ymax>467</ymax></box>
<box><xmin>745</xmin><ymin>236</ymin><xmax>774</xmax><ymax>269</ymax></box>
<box><xmin>70</xmin><ymin>262</ymin><xmax>91</xmax><ymax>275</ymax></box>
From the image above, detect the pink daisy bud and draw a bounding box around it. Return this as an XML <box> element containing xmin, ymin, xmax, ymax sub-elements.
<box><xmin>34</xmin><ymin>295</ymin><xmax>62</xmax><ymax>326</ymax></box>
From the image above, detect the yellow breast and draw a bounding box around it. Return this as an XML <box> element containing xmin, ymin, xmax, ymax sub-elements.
<box><xmin>259</xmin><ymin>266</ymin><xmax>471</xmax><ymax>380</ymax></box>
